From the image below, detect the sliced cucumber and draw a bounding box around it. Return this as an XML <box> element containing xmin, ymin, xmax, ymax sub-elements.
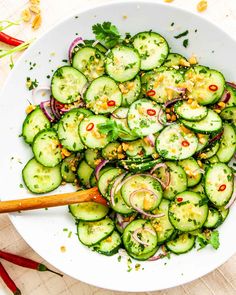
<box><xmin>181</xmin><ymin>109</ymin><xmax>222</xmax><ymax>134</ymax></box>
<box><xmin>119</xmin><ymin>75</ymin><xmax>141</xmax><ymax>106</ymax></box>
<box><xmin>69</xmin><ymin>202</ymin><xmax>109</xmax><ymax>221</ymax></box>
<box><xmin>127</xmin><ymin>99</ymin><xmax>165</xmax><ymax>136</ymax></box>
<box><xmin>132</xmin><ymin>31</ymin><xmax>169</xmax><ymax>70</ymax></box>
<box><xmin>22</xmin><ymin>107</ymin><xmax>50</xmax><ymax>144</ymax></box>
<box><xmin>84</xmin><ymin>148</ymin><xmax>103</xmax><ymax>168</ymax></box>
<box><xmin>216</xmin><ymin>123</ymin><xmax>236</xmax><ymax>162</ymax></box>
<box><xmin>163</xmin><ymin>53</ymin><xmax>189</xmax><ymax>68</ymax></box>
<box><xmin>190</xmin><ymin>181</ymin><xmax>206</xmax><ymax>196</ymax></box>
<box><xmin>123</xmin><ymin>219</ymin><xmax>158</xmax><ymax>256</ymax></box>
<box><xmin>127</xmin><ymin>246</ymin><xmax>159</xmax><ymax>261</ymax></box>
<box><xmin>22</xmin><ymin>158</ymin><xmax>62</xmax><ymax>194</ymax></box>
<box><xmin>105</xmin><ymin>46</ymin><xmax>140</xmax><ymax>82</ymax></box>
<box><xmin>195</xmin><ymin>134</ymin><xmax>209</xmax><ymax>152</ymax></box>
<box><xmin>61</xmin><ymin>155</ymin><xmax>79</xmax><ymax>183</ymax></box>
<box><xmin>102</xmin><ymin>142</ymin><xmax>123</xmax><ymax>160</ymax></box>
<box><xmin>156</xmin><ymin>123</ymin><xmax>198</xmax><ymax>160</ymax></box>
<box><xmin>220</xmin><ymin>107</ymin><xmax>236</xmax><ymax>126</ymax></box>
<box><xmin>125</xmin><ymin>159</ymin><xmax>161</xmax><ymax>173</ymax></box>
<box><xmin>92</xmin><ymin>231</ymin><xmax>122</xmax><ymax>256</ymax></box>
<box><xmin>32</xmin><ymin>129</ymin><xmax>62</xmax><ymax>167</ymax></box>
<box><xmin>204</xmin><ymin>208</ymin><xmax>222</xmax><ymax>229</ymax></box>
<box><xmin>58</xmin><ymin>108</ymin><xmax>92</xmax><ymax>152</ymax></box>
<box><xmin>51</xmin><ymin>66</ymin><xmax>87</xmax><ymax>104</ymax></box>
<box><xmin>175</xmin><ymin>100</ymin><xmax>208</xmax><ymax>121</ymax></box>
<box><xmin>84</xmin><ymin>76</ymin><xmax>122</xmax><ymax>114</ymax></box>
<box><xmin>121</xmin><ymin>174</ymin><xmax>163</xmax><ymax>211</ymax></box>
<box><xmin>77</xmin><ymin>217</ymin><xmax>114</xmax><ymax>246</ymax></box>
<box><xmin>166</xmin><ymin>233</ymin><xmax>195</xmax><ymax>254</ymax></box>
<box><xmin>98</xmin><ymin>168</ymin><xmax>123</xmax><ymax>198</ymax></box>
<box><xmin>146</xmin><ymin>67</ymin><xmax>184</xmax><ymax>103</ymax></box>
<box><xmin>185</xmin><ymin>65</ymin><xmax>225</xmax><ymax>105</ymax></box>
<box><xmin>179</xmin><ymin>158</ymin><xmax>202</xmax><ymax>187</ymax></box>
<box><xmin>169</xmin><ymin>191</ymin><xmax>208</xmax><ymax>231</ymax></box>
<box><xmin>79</xmin><ymin>115</ymin><xmax>111</xmax><ymax>149</ymax></box>
<box><xmin>72</xmin><ymin>46</ymin><xmax>105</xmax><ymax>81</ymax></box>
<box><xmin>151</xmin><ymin>199</ymin><xmax>175</xmax><ymax>244</ymax></box>
<box><xmin>198</xmin><ymin>142</ymin><xmax>220</xmax><ymax>160</ymax></box>
<box><xmin>77</xmin><ymin>160</ymin><xmax>94</xmax><ymax>188</ymax></box>
<box><xmin>225</xmin><ymin>84</ymin><xmax>236</xmax><ymax>107</ymax></box>
<box><xmin>218</xmin><ymin>206</ymin><xmax>230</xmax><ymax>223</ymax></box>
<box><xmin>205</xmin><ymin>163</ymin><xmax>234</xmax><ymax>207</ymax></box>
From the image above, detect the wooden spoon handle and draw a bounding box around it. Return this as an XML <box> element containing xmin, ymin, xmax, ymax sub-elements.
<box><xmin>0</xmin><ymin>187</ymin><xmax>107</xmax><ymax>214</ymax></box>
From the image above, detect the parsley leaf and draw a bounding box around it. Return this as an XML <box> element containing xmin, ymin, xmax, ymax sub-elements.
<box><xmin>92</xmin><ymin>22</ymin><xmax>121</xmax><ymax>48</ymax></box>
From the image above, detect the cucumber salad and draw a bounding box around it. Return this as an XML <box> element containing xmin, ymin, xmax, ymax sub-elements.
<box><xmin>21</xmin><ymin>22</ymin><xmax>235</xmax><ymax>261</ymax></box>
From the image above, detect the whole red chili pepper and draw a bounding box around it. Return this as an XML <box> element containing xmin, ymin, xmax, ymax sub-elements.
<box><xmin>0</xmin><ymin>32</ymin><xmax>24</xmax><ymax>47</ymax></box>
<box><xmin>0</xmin><ymin>250</ymin><xmax>63</xmax><ymax>277</ymax></box>
<box><xmin>0</xmin><ymin>261</ymin><xmax>21</xmax><ymax>295</ymax></box>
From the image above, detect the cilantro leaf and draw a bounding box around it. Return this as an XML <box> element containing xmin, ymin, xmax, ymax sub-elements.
<box><xmin>97</xmin><ymin>119</ymin><xmax>133</xmax><ymax>141</ymax></box>
<box><xmin>209</xmin><ymin>231</ymin><xmax>220</xmax><ymax>250</ymax></box>
<box><xmin>196</xmin><ymin>230</ymin><xmax>220</xmax><ymax>250</ymax></box>
<box><xmin>92</xmin><ymin>22</ymin><xmax>121</xmax><ymax>48</ymax></box>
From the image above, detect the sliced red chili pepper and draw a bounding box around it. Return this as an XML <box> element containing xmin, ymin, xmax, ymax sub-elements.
<box><xmin>218</xmin><ymin>184</ymin><xmax>226</xmax><ymax>191</ymax></box>
<box><xmin>107</xmin><ymin>100</ymin><xmax>116</xmax><ymax>107</ymax></box>
<box><xmin>55</xmin><ymin>101</ymin><xmax>65</xmax><ymax>109</ymax></box>
<box><xmin>146</xmin><ymin>89</ymin><xmax>156</xmax><ymax>97</ymax></box>
<box><xmin>0</xmin><ymin>32</ymin><xmax>24</xmax><ymax>47</ymax></box>
<box><xmin>147</xmin><ymin>109</ymin><xmax>156</xmax><ymax>116</ymax></box>
<box><xmin>181</xmin><ymin>140</ymin><xmax>190</xmax><ymax>147</ymax></box>
<box><xmin>0</xmin><ymin>262</ymin><xmax>21</xmax><ymax>295</ymax></box>
<box><xmin>177</xmin><ymin>197</ymin><xmax>183</xmax><ymax>202</ymax></box>
<box><xmin>208</xmin><ymin>84</ymin><xmax>218</xmax><ymax>92</ymax></box>
<box><xmin>86</xmin><ymin>123</ymin><xmax>94</xmax><ymax>131</ymax></box>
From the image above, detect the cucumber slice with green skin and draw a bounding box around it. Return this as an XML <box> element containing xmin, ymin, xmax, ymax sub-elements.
<box><xmin>105</xmin><ymin>46</ymin><xmax>141</xmax><ymax>82</ymax></box>
<box><xmin>179</xmin><ymin>158</ymin><xmax>202</xmax><ymax>187</ymax></box>
<box><xmin>190</xmin><ymin>181</ymin><xmax>206</xmax><ymax>196</ymax></box>
<box><xmin>153</xmin><ymin>161</ymin><xmax>187</xmax><ymax>200</ymax></box>
<box><xmin>216</xmin><ymin>123</ymin><xmax>236</xmax><ymax>162</ymax></box>
<box><xmin>220</xmin><ymin>107</ymin><xmax>236</xmax><ymax>126</ymax></box>
<box><xmin>127</xmin><ymin>99</ymin><xmax>165</xmax><ymax>136</ymax></box>
<box><xmin>58</xmin><ymin>108</ymin><xmax>91</xmax><ymax>152</ymax></box>
<box><xmin>98</xmin><ymin>168</ymin><xmax>124</xmax><ymax>198</ymax></box>
<box><xmin>72</xmin><ymin>39</ymin><xmax>107</xmax><ymax>55</ymax></box>
<box><xmin>207</xmin><ymin>155</ymin><xmax>220</xmax><ymax>164</ymax></box>
<box><xmin>102</xmin><ymin>142</ymin><xmax>123</xmax><ymax>160</ymax></box>
<box><xmin>174</xmin><ymin>100</ymin><xmax>208</xmax><ymax>121</ymax></box>
<box><xmin>119</xmin><ymin>75</ymin><xmax>141</xmax><ymax>106</ymax></box>
<box><xmin>84</xmin><ymin>149</ymin><xmax>103</xmax><ymax>168</ymax></box>
<box><xmin>127</xmin><ymin>246</ymin><xmax>159</xmax><ymax>261</ymax></box>
<box><xmin>72</xmin><ymin>46</ymin><xmax>105</xmax><ymax>81</ymax></box>
<box><xmin>90</xmin><ymin>172</ymin><xmax>97</xmax><ymax>187</ymax></box>
<box><xmin>185</xmin><ymin>66</ymin><xmax>225</xmax><ymax>105</ymax></box>
<box><xmin>163</xmin><ymin>53</ymin><xmax>189</xmax><ymax>68</ymax></box>
<box><xmin>198</xmin><ymin>142</ymin><xmax>220</xmax><ymax>160</ymax></box>
<box><xmin>204</xmin><ymin>208</ymin><xmax>222</xmax><ymax>229</ymax></box>
<box><xmin>84</xmin><ymin>76</ymin><xmax>122</xmax><ymax>114</ymax></box>
<box><xmin>123</xmin><ymin>138</ymin><xmax>156</xmax><ymax>158</ymax></box>
<box><xmin>22</xmin><ymin>158</ymin><xmax>62</xmax><ymax>194</ymax></box>
<box><xmin>166</xmin><ymin>233</ymin><xmax>195</xmax><ymax>254</ymax></box>
<box><xmin>32</xmin><ymin>129</ymin><xmax>62</xmax><ymax>167</ymax></box>
<box><xmin>132</xmin><ymin>31</ymin><xmax>169</xmax><ymax>70</ymax></box>
<box><xmin>77</xmin><ymin>160</ymin><xmax>94</xmax><ymax>188</ymax></box>
<box><xmin>77</xmin><ymin>217</ymin><xmax>114</xmax><ymax>246</ymax></box>
<box><xmin>146</xmin><ymin>67</ymin><xmax>184</xmax><ymax>103</ymax></box>
<box><xmin>111</xmin><ymin>107</ymin><xmax>138</xmax><ymax>141</ymax></box>
<box><xmin>121</xmin><ymin>174</ymin><xmax>163</xmax><ymax>211</ymax></box>
<box><xmin>156</xmin><ymin>123</ymin><xmax>198</xmax><ymax>160</ymax></box>
<box><xmin>79</xmin><ymin>115</ymin><xmax>111</xmax><ymax>149</ymax></box>
<box><xmin>123</xmin><ymin>219</ymin><xmax>158</xmax><ymax>256</ymax></box>
<box><xmin>169</xmin><ymin>191</ymin><xmax>208</xmax><ymax>232</ymax></box>
<box><xmin>119</xmin><ymin>157</ymin><xmax>152</xmax><ymax>169</ymax></box>
<box><xmin>180</xmin><ymin>109</ymin><xmax>222</xmax><ymax>134</ymax></box>
<box><xmin>218</xmin><ymin>206</ymin><xmax>229</xmax><ymax>223</ymax></box>
<box><xmin>92</xmin><ymin>231</ymin><xmax>122</xmax><ymax>256</ymax></box>
<box><xmin>151</xmin><ymin>199</ymin><xmax>175</xmax><ymax>244</ymax></box>
<box><xmin>225</xmin><ymin>84</ymin><xmax>236</xmax><ymax>107</ymax></box>
<box><xmin>205</xmin><ymin>163</ymin><xmax>234</xmax><ymax>207</ymax></box>
<box><xmin>51</xmin><ymin>66</ymin><xmax>88</xmax><ymax>104</ymax></box>
<box><xmin>61</xmin><ymin>155</ymin><xmax>79</xmax><ymax>183</ymax></box>
<box><xmin>22</xmin><ymin>107</ymin><xmax>50</xmax><ymax>144</ymax></box>
<box><xmin>124</xmin><ymin>159</ymin><xmax>161</xmax><ymax>173</ymax></box>
<box><xmin>195</xmin><ymin>134</ymin><xmax>209</xmax><ymax>153</ymax></box>
<box><xmin>69</xmin><ymin>202</ymin><xmax>109</xmax><ymax>221</ymax></box>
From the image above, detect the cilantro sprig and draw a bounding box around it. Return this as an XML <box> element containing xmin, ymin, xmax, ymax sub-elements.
<box><xmin>97</xmin><ymin>119</ymin><xmax>133</xmax><ymax>141</ymax></box>
<box><xmin>92</xmin><ymin>22</ymin><xmax>121</xmax><ymax>48</ymax></box>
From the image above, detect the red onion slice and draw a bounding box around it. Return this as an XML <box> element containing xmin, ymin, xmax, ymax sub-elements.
<box><xmin>32</xmin><ymin>86</ymin><xmax>50</xmax><ymax>105</ymax></box>
<box><xmin>129</xmin><ymin>189</ymin><xmax>165</xmax><ymax>218</ymax></box>
<box><xmin>111</xmin><ymin>113</ymin><xmax>127</xmax><ymax>120</ymax></box>
<box><xmin>225</xmin><ymin>176</ymin><xmax>236</xmax><ymax>209</ymax></box>
<box><xmin>144</xmin><ymin>134</ymin><xmax>155</xmax><ymax>147</ymax></box>
<box><xmin>50</xmin><ymin>97</ymin><xmax>62</xmax><ymax>120</ymax></box>
<box><xmin>166</xmin><ymin>86</ymin><xmax>186</xmax><ymax>94</ymax></box>
<box><xmin>40</xmin><ymin>100</ymin><xmax>55</xmax><ymax>122</ymax></box>
<box><xmin>95</xmin><ymin>160</ymin><xmax>109</xmax><ymax>180</ymax></box>
<box><xmin>226</xmin><ymin>81</ymin><xmax>236</xmax><ymax>89</ymax></box>
<box><xmin>164</xmin><ymin>97</ymin><xmax>187</xmax><ymax>108</ymax></box>
<box><xmin>132</xmin><ymin>227</ymin><xmax>156</xmax><ymax>246</ymax></box>
<box><xmin>110</xmin><ymin>173</ymin><xmax>127</xmax><ymax>206</ymax></box>
<box><xmin>68</xmin><ymin>37</ymin><xmax>85</xmax><ymax>62</ymax></box>
<box><xmin>150</xmin><ymin>163</ymin><xmax>170</xmax><ymax>189</ymax></box>
<box><xmin>221</xmin><ymin>90</ymin><xmax>231</xmax><ymax>103</ymax></box>
<box><xmin>208</xmin><ymin>130</ymin><xmax>224</xmax><ymax>145</ymax></box>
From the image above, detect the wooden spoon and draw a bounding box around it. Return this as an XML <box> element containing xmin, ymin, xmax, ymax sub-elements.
<box><xmin>0</xmin><ymin>187</ymin><xmax>108</xmax><ymax>214</ymax></box>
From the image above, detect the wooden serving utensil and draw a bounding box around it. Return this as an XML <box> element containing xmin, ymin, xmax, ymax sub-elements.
<box><xmin>0</xmin><ymin>187</ymin><xmax>108</xmax><ymax>214</ymax></box>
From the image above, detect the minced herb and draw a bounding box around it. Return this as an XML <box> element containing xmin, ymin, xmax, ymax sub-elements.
<box><xmin>174</xmin><ymin>30</ymin><xmax>189</xmax><ymax>39</ymax></box>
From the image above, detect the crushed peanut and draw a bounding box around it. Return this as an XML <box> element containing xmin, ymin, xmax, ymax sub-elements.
<box><xmin>171</xmin><ymin>114</ymin><xmax>177</xmax><ymax>121</ymax></box>
<box><xmin>32</xmin><ymin>14</ymin><xmax>42</xmax><ymax>29</ymax></box>
<box><xmin>21</xmin><ymin>8</ymin><xmax>31</xmax><ymax>22</ymax></box>
<box><xmin>215</xmin><ymin>109</ymin><xmax>221</xmax><ymax>113</ymax></box>
<box><xmin>29</xmin><ymin>4</ymin><xmax>40</xmax><ymax>14</ymax></box>
<box><xmin>60</xmin><ymin>246</ymin><xmax>66</xmax><ymax>253</ymax></box>
<box><xmin>179</xmin><ymin>58</ymin><xmax>190</xmax><ymax>67</ymax></box>
<box><xmin>218</xmin><ymin>101</ymin><xmax>226</xmax><ymax>108</ymax></box>
<box><xmin>25</xmin><ymin>104</ymin><xmax>36</xmax><ymax>114</ymax></box>
<box><xmin>197</xmin><ymin>160</ymin><xmax>203</xmax><ymax>168</ymax></box>
<box><xmin>122</xmin><ymin>15</ymin><xmax>128</xmax><ymax>20</ymax></box>
<box><xmin>164</xmin><ymin>0</ymin><xmax>174</xmax><ymax>2</ymax></box>
<box><xmin>30</xmin><ymin>0</ymin><xmax>40</xmax><ymax>4</ymax></box>
<box><xmin>188</xmin><ymin>55</ymin><xmax>198</xmax><ymax>65</ymax></box>
<box><xmin>197</xmin><ymin>0</ymin><xmax>208</xmax><ymax>12</ymax></box>
<box><xmin>61</xmin><ymin>148</ymin><xmax>71</xmax><ymax>157</ymax></box>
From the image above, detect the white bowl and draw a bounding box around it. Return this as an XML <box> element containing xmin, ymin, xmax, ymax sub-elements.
<box><xmin>0</xmin><ymin>0</ymin><xmax>236</xmax><ymax>292</ymax></box>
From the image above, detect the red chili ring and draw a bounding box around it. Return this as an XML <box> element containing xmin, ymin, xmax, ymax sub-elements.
<box><xmin>181</xmin><ymin>140</ymin><xmax>190</xmax><ymax>147</ymax></box>
<box><xmin>177</xmin><ymin>197</ymin><xmax>183</xmax><ymax>202</ymax></box>
<box><xmin>218</xmin><ymin>184</ymin><xmax>226</xmax><ymax>191</ymax></box>
<box><xmin>107</xmin><ymin>100</ymin><xmax>116</xmax><ymax>107</ymax></box>
<box><xmin>209</xmin><ymin>84</ymin><xmax>218</xmax><ymax>92</ymax></box>
<box><xmin>86</xmin><ymin>123</ymin><xmax>94</xmax><ymax>131</ymax></box>
<box><xmin>146</xmin><ymin>89</ymin><xmax>156</xmax><ymax>97</ymax></box>
<box><xmin>147</xmin><ymin>109</ymin><xmax>156</xmax><ymax>116</ymax></box>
